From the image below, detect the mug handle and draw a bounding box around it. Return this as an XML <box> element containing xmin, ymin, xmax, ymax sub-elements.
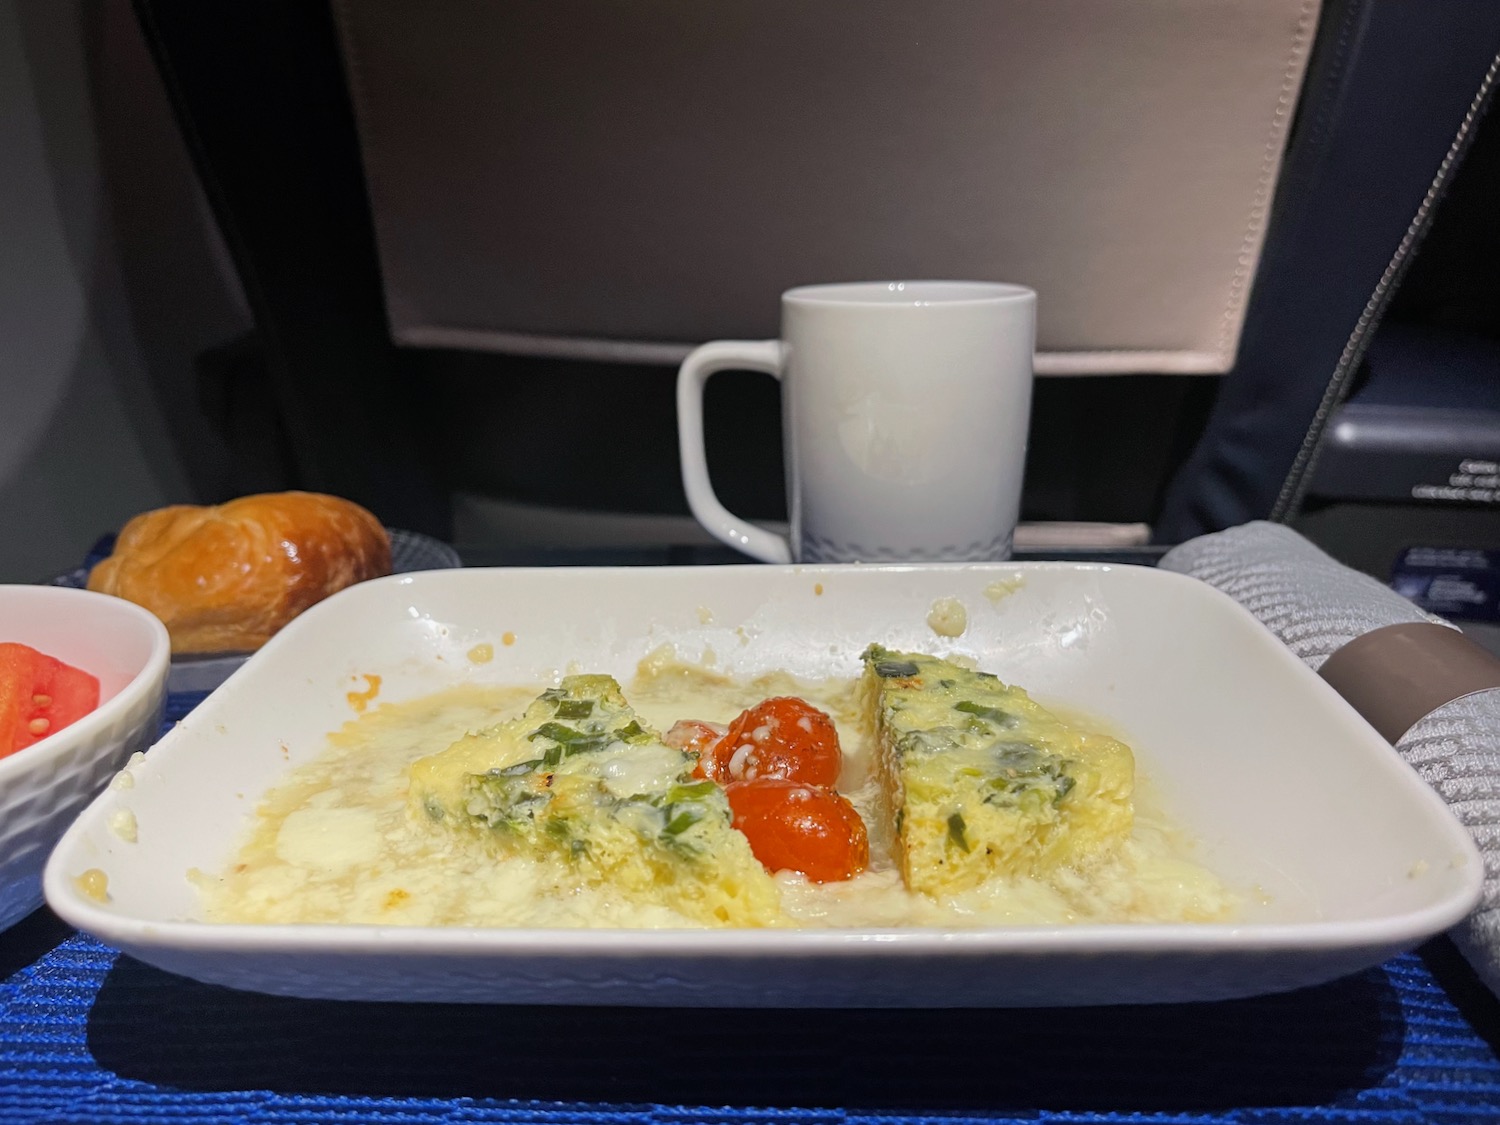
<box><xmin>676</xmin><ymin>339</ymin><xmax>791</xmax><ymax>563</ymax></box>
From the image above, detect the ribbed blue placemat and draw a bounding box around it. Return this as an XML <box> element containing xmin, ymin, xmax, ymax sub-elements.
<box><xmin>3</xmin><ymin>692</ymin><xmax>1499</xmax><ymax>1124</ymax></box>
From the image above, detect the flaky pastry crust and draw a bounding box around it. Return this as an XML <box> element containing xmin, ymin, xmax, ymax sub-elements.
<box><xmin>88</xmin><ymin>492</ymin><xmax>391</xmax><ymax>653</ymax></box>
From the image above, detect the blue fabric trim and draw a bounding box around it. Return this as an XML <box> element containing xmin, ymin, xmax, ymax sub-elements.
<box><xmin>2</xmin><ymin>692</ymin><xmax>1497</xmax><ymax>1123</ymax></box>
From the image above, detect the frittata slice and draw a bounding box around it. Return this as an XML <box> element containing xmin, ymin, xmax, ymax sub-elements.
<box><xmin>861</xmin><ymin>645</ymin><xmax>1133</xmax><ymax>897</ymax></box>
<box><xmin>407</xmin><ymin>674</ymin><xmax>780</xmax><ymax>926</ymax></box>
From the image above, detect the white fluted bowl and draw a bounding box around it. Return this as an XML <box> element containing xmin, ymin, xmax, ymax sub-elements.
<box><xmin>0</xmin><ymin>585</ymin><xmax>169</xmax><ymax>931</ymax></box>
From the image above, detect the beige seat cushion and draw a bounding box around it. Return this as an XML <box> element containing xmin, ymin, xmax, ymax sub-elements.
<box><xmin>335</xmin><ymin>0</ymin><xmax>1319</xmax><ymax>375</ymax></box>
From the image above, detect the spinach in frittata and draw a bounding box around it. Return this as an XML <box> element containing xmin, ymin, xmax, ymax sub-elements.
<box><xmin>862</xmin><ymin>645</ymin><xmax>1134</xmax><ymax>896</ymax></box>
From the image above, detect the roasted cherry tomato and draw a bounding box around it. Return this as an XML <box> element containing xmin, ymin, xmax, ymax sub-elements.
<box><xmin>724</xmin><ymin>778</ymin><xmax>869</xmax><ymax>883</ymax></box>
<box><xmin>663</xmin><ymin>719</ymin><xmax>726</xmax><ymax>778</ymax></box>
<box><xmin>702</xmin><ymin>697</ymin><xmax>842</xmax><ymax>786</ymax></box>
<box><xmin>0</xmin><ymin>642</ymin><xmax>101</xmax><ymax>759</ymax></box>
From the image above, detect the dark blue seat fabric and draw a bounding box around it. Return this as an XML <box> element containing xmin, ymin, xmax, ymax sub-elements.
<box><xmin>1350</xmin><ymin>325</ymin><xmax>1500</xmax><ymax>414</ymax></box>
<box><xmin>1155</xmin><ymin>1</ymin><xmax>1500</xmax><ymax>542</ymax></box>
<box><xmin>134</xmin><ymin>0</ymin><xmax>451</xmax><ymax>537</ymax></box>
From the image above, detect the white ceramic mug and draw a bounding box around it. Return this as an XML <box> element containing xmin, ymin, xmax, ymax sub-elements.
<box><xmin>677</xmin><ymin>281</ymin><xmax>1036</xmax><ymax>563</ymax></box>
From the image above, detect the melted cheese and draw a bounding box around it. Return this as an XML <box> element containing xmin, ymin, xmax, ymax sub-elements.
<box><xmin>198</xmin><ymin>660</ymin><xmax>1238</xmax><ymax>929</ymax></box>
<box><xmin>926</xmin><ymin>597</ymin><xmax>969</xmax><ymax>638</ymax></box>
<box><xmin>275</xmin><ymin>807</ymin><xmax>383</xmax><ymax>871</ymax></box>
<box><xmin>597</xmin><ymin>744</ymin><xmax>686</xmax><ymax>799</ymax></box>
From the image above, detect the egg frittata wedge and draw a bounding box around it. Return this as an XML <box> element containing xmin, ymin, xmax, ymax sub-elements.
<box><xmin>407</xmin><ymin>674</ymin><xmax>781</xmax><ymax>926</ymax></box>
<box><xmin>861</xmin><ymin>645</ymin><xmax>1134</xmax><ymax>897</ymax></box>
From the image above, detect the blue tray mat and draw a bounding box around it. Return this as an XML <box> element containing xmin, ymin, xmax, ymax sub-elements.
<box><xmin>2</xmin><ymin>693</ymin><xmax>1498</xmax><ymax>1124</ymax></box>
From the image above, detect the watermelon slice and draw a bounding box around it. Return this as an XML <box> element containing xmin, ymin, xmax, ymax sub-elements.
<box><xmin>0</xmin><ymin>643</ymin><xmax>101</xmax><ymax>759</ymax></box>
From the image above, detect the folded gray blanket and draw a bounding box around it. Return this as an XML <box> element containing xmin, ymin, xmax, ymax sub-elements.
<box><xmin>1162</xmin><ymin>521</ymin><xmax>1500</xmax><ymax>994</ymax></box>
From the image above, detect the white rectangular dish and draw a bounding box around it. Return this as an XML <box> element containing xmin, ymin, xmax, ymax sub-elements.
<box><xmin>45</xmin><ymin>563</ymin><xmax>1482</xmax><ymax>1007</ymax></box>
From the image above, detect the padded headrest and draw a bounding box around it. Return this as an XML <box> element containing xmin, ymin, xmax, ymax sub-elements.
<box><xmin>334</xmin><ymin>0</ymin><xmax>1320</xmax><ymax>374</ymax></box>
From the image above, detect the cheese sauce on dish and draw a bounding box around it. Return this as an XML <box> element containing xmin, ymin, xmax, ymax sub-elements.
<box><xmin>197</xmin><ymin>654</ymin><xmax>1238</xmax><ymax>928</ymax></box>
